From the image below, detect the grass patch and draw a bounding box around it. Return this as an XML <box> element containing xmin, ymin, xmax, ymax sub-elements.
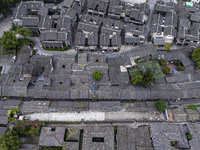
<box><xmin>187</xmin><ymin>104</ymin><xmax>200</xmax><ymax>110</ymax></box>
<box><xmin>128</xmin><ymin>68</ymin><xmax>143</xmax><ymax>78</ymax></box>
<box><xmin>137</xmin><ymin>60</ymin><xmax>165</xmax><ymax>79</ymax></box>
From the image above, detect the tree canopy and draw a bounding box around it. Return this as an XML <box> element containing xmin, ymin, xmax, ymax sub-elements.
<box><xmin>159</xmin><ymin>59</ymin><xmax>167</xmax><ymax>66</ymax></box>
<box><xmin>192</xmin><ymin>47</ymin><xmax>200</xmax><ymax>62</ymax></box>
<box><xmin>162</xmin><ymin>66</ymin><xmax>171</xmax><ymax>75</ymax></box>
<box><xmin>0</xmin><ymin>0</ymin><xmax>21</xmax><ymax>14</ymax></box>
<box><xmin>0</xmin><ymin>31</ymin><xmax>18</xmax><ymax>51</ymax></box>
<box><xmin>140</xmin><ymin>70</ymin><xmax>154</xmax><ymax>87</ymax></box>
<box><xmin>0</xmin><ymin>130</ymin><xmax>20</xmax><ymax>150</ymax></box>
<box><xmin>93</xmin><ymin>71</ymin><xmax>103</xmax><ymax>81</ymax></box>
<box><xmin>130</xmin><ymin>75</ymin><xmax>143</xmax><ymax>85</ymax></box>
<box><xmin>164</xmin><ymin>43</ymin><xmax>172</xmax><ymax>51</ymax></box>
<box><xmin>155</xmin><ymin>100</ymin><xmax>167</xmax><ymax>112</ymax></box>
<box><xmin>16</xmin><ymin>27</ymin><xmax>32</xmax><ymax>37</ymax></box>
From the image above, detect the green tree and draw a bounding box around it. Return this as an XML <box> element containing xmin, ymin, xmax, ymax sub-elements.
<box><xmin>174</xmin><ymin>60</ymin><xmax>181</xmax><ymax>66</ymax></box>
<box><xmin>130</xmin><ymin>75</ymin><xmax>143</xmax><ymax>85</ymax></box>
<box><xmin>29</xmin><ymin>126</ymin><xmax>36</xmax><ymax>137</ymax></box>
<box><xmin>141</xmin><ymin>70</ymin><xmax>154</xmax><ymax>87</ymax></box>
<box><xmin>7</xmin><ymin>106</ymin><xmax>20</xmax><ymax>118</ymax></box>
<box><xmin>0</xmin><ymin>31</ymin><xmax>18</xmax><ymax>52</ymax></box>
<box><xmin>0</xmin><ymin>130</ymin><xmax>20</xmax><ymax>150</ymax></box>
<box><xmin>93</xmin><ymin>71</ymin><xmax>103</xmax><ymax>81</ymax></box>
<box><xmin>16</xmin><ymin>27</ymin><xmax>32</xmax><ymax>38</ymax></box>
<box><xmin>155</xmin><ymin>100</ymin><xmax>167</xmax><ymax>112</ymax></box>
<box><xmin>159</xmin><ymin>59</ymin><xmax>167</xmax><ymax>66</ymax></box>
<box><xmin>35</xmin><ymin>126</ymin><xmax>41</xmax><ymax>135</ymax></box>
<box><xmin>162</xmin><ymin>66</ymin><xmax>171</xmax><ymax>75</ymax></box>
<box><xmin>197</xmin><ymin>61</ymin><xmax>200</xmax><ymax>69</ymax></box>
<box><xmin>186</xmin><ymin>133</ymin><xmax>192</xmax><ymax>141</ymax></box>
<box><xmin>192</xmin><ymin>47</ymin><xmax>200</xmax><ymax>62</ymax></box>
<box><xmin>177</xmin><ymin>65</ymin><xmax>185</xmax><ymax>71</ymax></box>
<box><xmin>165</xmin><ymin>43</ymin><xmax>172</xmax><ymax>51</ymax></box>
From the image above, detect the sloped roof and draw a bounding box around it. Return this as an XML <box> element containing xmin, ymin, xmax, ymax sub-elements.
<box><xmin>39</xmin><ymin>127</ymin><xmax>65</xmax><ymax>147</ymax></box>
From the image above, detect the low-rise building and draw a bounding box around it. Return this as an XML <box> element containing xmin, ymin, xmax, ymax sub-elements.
<box><xmin>151</xmin><ymin>1</ymin><xmax>178</xmax><ymax>46</ymax></box>
<box><xmin>125</xmin><ymin>23</ymin><xmax>146</xmax><ymax>45</ymax></box>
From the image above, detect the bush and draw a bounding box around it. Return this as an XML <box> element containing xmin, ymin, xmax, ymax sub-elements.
<box><xmin>162</xmin><ymin>66</ymin><xmax>171</xmax><ymax>75</ymax></box>
<box><xmin>7</xmin><ymin>106</ymin><xmax>21</xmax><ymax>122</ymax></box>
<box><xmin>197</xmin><ymin>61</ymin><xmax>200</xmax><ymax>69</ymax></box>
<box><xmin>187</xmin><ymin>104</ymin><xmax>197</xmax><ymax>110</ymax></box>
<box><xmin>0</xmin><ymin>130</ymin><xmax>20</xmax><ymax>150</ymax></box>
<box><xmin>43</xmin><ymin>46</ymin><xmax>71</xmax><ymax>51</ymax></box>
<box><xmin>174</xmin><ymin>60</ymin><xmax>181</xmax><ymax>66</ymax></box>
<box><xmin>134</xmin><ymin>57</ymin><xmax>143</xmax><ymax>64</ymax></box>
<box><xmin>130</xmin><ymin>75</ymin><xmax>143</xmax><ymax>85</ymax></box>
<box><xmin>192</xmin><ymin>47</ymin><xmax>200</xmax><ymax>62</ymax></box>
<box><xmin>159</xmin><ymin>59</ymin><xmax>167</xmax><ymax>66</ymax></box>
<box><xmin>93</xmin><ymin>71</ymin><xmax>103</xmax><ymax>81</ymax></box>
<box><xmin>13</xmin><ymin>120</ymin><xmax>43</xmax><ymax>137</ymax></box>
<box><xmin>171</xmin><ymin>141</ymin><xmax>177</xmax><ymax>147</ymax></box>
<box><xmin>186</xmin><ymin>133</ymin><xmax>192</xmax><ymax>141</ymax></box>
<box><xmin>140</xmin><ymin>70</ymin><xmax>154</xmax><ymax>87</ymax></box>
<box><xmin>155</xmin><ymin>100</ymin><xmax>167</xmax><ymax>112</ymax></box>
<box><xmin>165</xmin><ymin>43</ymin><xmax>172</xmax><ymax>51</ymax></box>
<box><xmin>147</xmin><ymin>36</ymin><xmax>151</xmax><ymax>42</ymax></box>
<box><xmin>177</xmin><ymin>65</ymin><xmax>185</xmax><ymax>71</ymax></box>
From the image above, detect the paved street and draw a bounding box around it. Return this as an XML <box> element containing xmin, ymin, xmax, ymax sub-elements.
<box><xmin>25</xmin><ymin>111</ymin><xmax>164</xmax><ymax>122</ymax></box>
<box><xmin>26</xmin><ymin>111</ymin><xmax>105</xmax><ymax>122</ymax></box>
<box><xmin>0</xmin><ymin>15</ymin><xmax>12</xmax><ymax>38</ymax></box>
<box><xmin>121</xmin><ymin>0</ymin><xmax>146</xmax><ymax>4</ymax></box>
<box><xmin>29</xmin><ymin>37</ymin><xmax>76</xmax><ymax>56</ymax></box>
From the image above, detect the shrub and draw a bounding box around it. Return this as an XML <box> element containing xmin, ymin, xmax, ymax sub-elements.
<box><xmin>174</xmin><ymin>60</ymin><xmax>181</xmax><ymax>66</ymax></box>
<box><xmin>0</xmin><ymin>130</ymin><xmax>20</xmax><ymax>150</ymax></box>
<box><xmin>7</xmin><ymin>106</ymin><xmax>21</xmax><ymax>122</ymax></box>
<box><xmin>162</xmin><ymin>66</ymin><xmax>171</xmax><ymax>75</ymax></box>
<box><xmin>155</xmin><ymin>100</ymin><xmax>167</xmax><ymax>112</ymax></box>
<box><xmin>93</xmin><ymin>71</ymin><xmax>103</xmax><ymax>81</ymax></box>
<box><xmin>140</xmin><ymin>70</ymin><xmax>154</xmax><ymax>87</ymax></box>
<box><xmin>171</xmin><ymin>141</ymin><xmax>177</xmax><ymax>147</ymax></box>
<box><xmin>186</xmin><ymin>133</ymin><xmax>192</xmax><ymax>141</ymax></box>
<box><xmin>191</xmin><ymin>47</ymin><xmax>200</xmax><ymax>62</ymax></box>
<box><xmin>165</xmin><ymin>43</ymin><xmax>172</xmax><ymax>51</ymax></box>
<box><xmin>43</xmin><ymin>46</ymin><xmax>71</xmax><ymax>51</ymax></box>
<box><xmin>159</xmin><ymin>59</ymin><xmax>167</xmax><ymax>66</ymax></box>
<box><xmin>13</xmin><ymin>120</ymin><xmax>43</xmax><ymax>137</ymax></box>
<box><xmin>187</xmin><ymin>105</ymin><xmax>197</xmax><ymax>110</ymax></box>
<box><xmin>114</xmin><ymin>126</ymin><xmax>117</xmax><ymax>132</ymax></box>
<box><xmin>147</xmin><ymin>36</ymin><xmax>151</xmax><ymax>42</ymax></box>
<box><xmin>134</xmin><ymin>57</ymin><xmax>143</xmax><ymax>64</ymax></box>
<box><xmin>130</xmin><ymin>75</ymin><xmax>143</xmax><ymax>85</ymax></box>
<box><xmin>155</xmin><ymin>45</ymin><xmax>158</xmax><ymax>48</ymax></box>
<box><xmin>197</xmin><ymin>61</ymin><xmax>200</xmax><ymax>69</ymax></box>
<box><xmin>177</xmin><ymin>65</ymin><xmax>185</xmax><ymax>71</ymax></box>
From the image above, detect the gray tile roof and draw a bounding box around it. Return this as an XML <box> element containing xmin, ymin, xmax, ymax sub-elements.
<box><xmin>78</xmin><ymin>22</ymin><xmax>99</xmax><ymax>33</ymax></box>
<box><xmin>75</xmin><ymin>32</ymin><xmax>86</xmax><ymax>46</ymax></box>
<box><xmin>22</xmin><ymin>17</ymin><xmax>39</xmax><ymax>27</ymax></box>
<box><xmin>39</xmin><ymin>127</ymin><xmax>65</xmax><ymax>147</ymax></box>
<box><xmin>82</xmin><ymin>126</ymin><xmax>114</xmax><ymax>150</ymax></box>
<box><xmin>151</xmin><ymin>123</ymin><xmax>190</xmax><ymax>150</ymax></box>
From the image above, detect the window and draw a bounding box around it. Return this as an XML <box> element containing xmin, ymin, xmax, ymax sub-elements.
<box><xmin>62</xmin><ymin>65</ymin><xmax>65</xmax><ymax>68</ymax></box>
<box><xmin>92</xmin><ymin>137</ymin><xmax>104</xmax><ymax>142</ymax></box>
<box><xmin>60</xmin><ymin>82</ymin><xmax>63</xmax><ymax>84</ymax></box>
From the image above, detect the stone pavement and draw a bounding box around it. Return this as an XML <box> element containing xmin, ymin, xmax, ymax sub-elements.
<box><xmin>26</xmin><ymin>111</ymin><xmax>105</xmax><ymax>122</ymax></box>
